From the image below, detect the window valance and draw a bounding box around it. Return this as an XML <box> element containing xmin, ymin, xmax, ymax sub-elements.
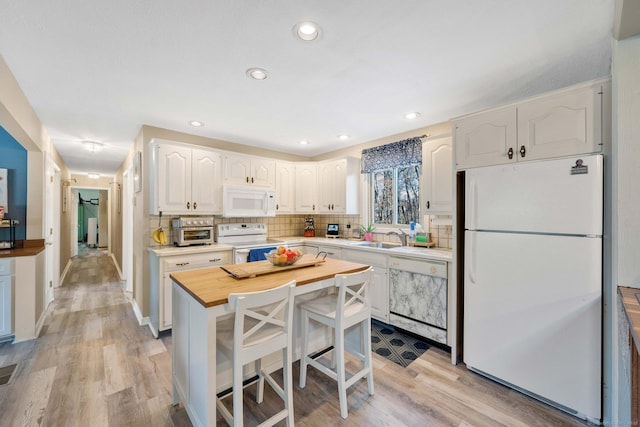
<box><xmin>360</xmin><ymin>137</ymin><xmax>422</xmax><ymax>173</ymax></box>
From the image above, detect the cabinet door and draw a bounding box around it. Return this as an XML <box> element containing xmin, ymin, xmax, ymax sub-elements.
<box><xmin>318</xmin><ymin>159</ymin><xmax>346</xmax><ymax>213</ymax></box>
<box><xmin>422</xmin><ymin>136</ymin><xmax>453</xmax><ymax>214</ymax></box>
<box><xmin>295</xmin><ymin>163</ymin><xmax>318</xmax><ymax>213</ymax></box>
<box><xmin>223</xmin><ymin>153</ymin><xmax>252</xmax><ymax>185</ymax></box>
<box><xmin>370</xmin><ymin>268</ymin><xmax>389</xmax><ymax>323</ymax></box>
<box><xmin>156</xmin><ymin>144</ymin><xmax>192</xmax><ymax>213</ymax></box>
<box><xmin>455</xmin><ymin>107</ymin><xmax>517</xmax><ymax>169</ymax></box>
<box><xmin>275</xmin><ymin>161</ymin><xmax>295</xmax><ymax>213</ymax></box>
<box><xmin>191</xmin><ymin>149</ymin><xmax>222</xmax><ymax>214</ymax></box>
<box><xmin>251</xmin><ymin>158</ymin><xmax>276</xmax><ymax>188</ymax></box>
<box><xmin>517</xmin><ymin>84</ymin><xmax>602</xmax><ymax>161</ymax></box>
<box><xmin>0</xmin><ymin>275</ymin><xmax>12</xmax><ymax>337</ymax></box>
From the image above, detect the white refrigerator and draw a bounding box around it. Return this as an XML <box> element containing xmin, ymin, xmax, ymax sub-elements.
<box><xmin>464</xmin><ymin>154</ymin><xmax>602</xmax><ymax>422</ymax></box>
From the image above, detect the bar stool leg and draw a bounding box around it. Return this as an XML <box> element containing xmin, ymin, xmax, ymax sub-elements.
<box><xmin>364</xmin><ymin>319</ymin><xmax>374</xmax><ymax>395</ymax></box>
<box><xmin>335</xmin><ymin>325</ymin><xmax>348</xmax><ymax>419</ymax></box>
<box><xmin>284</xmin><ymin>346</ymin><xmax>295</xmax><ymax>427</ymax></box>
<box><xmin>299</xmin><ymin>310</ymin><xmax>309</xmax><ymax>388</ymax></box>
<box><xmin>233</xmin><ymin>361</ymin><xmax>244</xmax><ymax>427</ymax></box>
<box><xmin>256</xmin><ymin>358</ymin><xmax>265</xmax><ymax>404</ymax></box>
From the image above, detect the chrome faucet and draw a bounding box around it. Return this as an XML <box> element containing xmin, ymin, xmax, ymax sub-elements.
<box><xmin>386</xmin><ymin>229</ymin><xmax>408</xmax><ymax>246</ymax></box>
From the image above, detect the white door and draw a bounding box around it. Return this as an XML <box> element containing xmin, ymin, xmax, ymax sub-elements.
<box><xmin>44</xmin><ymin>157</ymin><xmax>60</xmax><ymax>305</ymax></box>
<box><xmin>275</xmin><ymin>161</ymin><xmax>295</xmax><ymax>214</ymax></box>
<box><xmin>157</xmin><ymin>144</ymin><xmax>191</xmax><ymax>213</ymax></box>
<box><xmin>295</xmin><ymin>164</ymin><xmax>317</xmax><ymax>213</ymax></box>
<box><xmin>191</xmin><ymin>149</ymin><xmax>222</xmax><ymax>213</ymax></box>
<box><xmin>421</xmin><ymin>136</ymin><xmax>453</xmax><ymax>214</ymax></box>
<box><xmin>70</xmin><ymin>189</ymin><xmax>79</xmax><ymax>257</ymax></box>
<box><xmin>123</xmin><ymin>168</ymin><xmax>134</xmax><ymax>293</ymax></box>
<box><xmin>464</xmin><ymin>230</ymin><xmax>601</xmax><ymax>420</ymax></box>
<box><xmin>465</xmin><ymin>154</ymin><xmax>603</xmax><ymax>235</ymax></box>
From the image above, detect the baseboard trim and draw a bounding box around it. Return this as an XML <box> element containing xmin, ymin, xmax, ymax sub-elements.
<box><xmin>132</xmin><ymin>299</ymin><xmax>149</xmax><ymax>326</ymax></box>
<box><xmin>109</xmin><ymin>252</ymin><xmax>124</xmax><ymax>281</ymax></box>
<box><xmin>58</xmin><ymin>259</ymin><xmax>73</xmax><ymax>287</ymax></box>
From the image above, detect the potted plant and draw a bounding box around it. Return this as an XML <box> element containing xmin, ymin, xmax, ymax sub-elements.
<box><xmin>360</xmin><ymin>224</ymin><xmax>375</xmax><ymax>241</ymax></box>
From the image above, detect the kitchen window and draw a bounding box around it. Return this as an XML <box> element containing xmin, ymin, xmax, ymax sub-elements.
<box><xmin>362</xmin><ymin>136</ymin><xmax>423</xmax><ymax>226</ymax></box>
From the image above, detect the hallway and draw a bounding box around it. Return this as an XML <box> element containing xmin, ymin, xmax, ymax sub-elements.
<box><xmin>0</xmin><ymin>248</ymin><xmax>188</xmax><ymax>426</ymax></box>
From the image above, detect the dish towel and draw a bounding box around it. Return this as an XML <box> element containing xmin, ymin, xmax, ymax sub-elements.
<box><xmin>248</xmin><ymin>247</ymin><xmax>277</xmax><ymax>262</ymax></box>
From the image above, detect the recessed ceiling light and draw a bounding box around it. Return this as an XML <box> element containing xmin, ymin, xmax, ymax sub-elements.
<box><xmin>246</xmin><ymin>68</ymin><xmax>269</xmax><ymax>80</ymax></box>
<box><xmin>189</xmin><ymin>120</ymin><xmax>204</xmax><ymax>127</ymax></box>
<box><xmin>298</xmin><ymin>140</ymin><xmax>310</xmax><ymax>145</ymax></box>
<box><xmin>88</xmin><ymin>173</ymin><xmax>100</xmax><ymax>179</ymax></box>
<box><xmin>82</xmin><ymin>140</ymin><xmax>103</xmax><ymax>152</ymax></box>
<box><xmin>404</xmin><ymin>112</ymin><xmax>421</xmax><ymax>120</ymax></box>
<box><xmin>338</xmin><ymin>134</ymin><xmax>350</xmax><ymax>141</ymax></box>
<box><xmin>293</xmin><ymin>21</ymin><xmax>320</xmax><ymax>41</ymax></box>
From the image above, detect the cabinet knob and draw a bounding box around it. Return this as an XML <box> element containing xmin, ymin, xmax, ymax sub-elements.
<box><xmin>519</xmin><ymin>145</ymin><xmax>526</xmax><ymax>158</ymax></box>
<box><xmin>276</xmin><ymin>204</ymin><xmax>279</xmax><ymax>210</ymax></box>
<box><xmin>246</xmin><ymin>176</ymin><xmax>249</xmax><ymax>183</ymax></box>
<box><xmin>251</xmin><ymin>177</ymin><xmax>254</xmax><ymax>183</ymax></box>
<box><xmin>312</xmin><ymin>204</ymin><xmax>315</xmax><ymax>210</ymax></box>
<box><xmin>193</xmin><ymin>202</ymin><xmax>197</xmax><ymax>210</ymax></box>
<box><xmin>507</xmin><ymin>147</ymin><xmax>514</xmax><ymax>160</ymax></box>
<box><xmin>426</xmin><ymin>201</ymin><xmax>430</xmax><ymax>209</ymax></box>
<box><xmin>186</xmin><ymin>202</ymin><xmax>190</xmax><ymax>209</ymax></box>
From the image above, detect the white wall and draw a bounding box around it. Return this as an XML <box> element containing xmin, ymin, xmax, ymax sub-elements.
<box><xmin>611</xmin><ymin>33</ymin><xmax>640</xmax><ymax>425</ymax></box>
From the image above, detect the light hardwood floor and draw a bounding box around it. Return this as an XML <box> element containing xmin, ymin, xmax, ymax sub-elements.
<box><xmin>0</xmin><ymin>248</ymin><xmax>591</xmax><ymax>426</ymax></box>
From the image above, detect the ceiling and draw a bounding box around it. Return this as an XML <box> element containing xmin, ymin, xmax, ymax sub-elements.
<box><xmin>0</xmin><ymin>0</ymin><xmax>614</xmax><ymax>176</ymax></box>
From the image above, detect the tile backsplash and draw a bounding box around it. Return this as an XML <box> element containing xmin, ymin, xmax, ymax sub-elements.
<box><xmin>147</xmin><ymin>214</ymin><xmax>452</xmax><ymax>249</ymax></box>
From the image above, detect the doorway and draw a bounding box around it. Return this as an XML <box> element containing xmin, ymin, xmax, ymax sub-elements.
<box><xmin>70</xmin><ymin>187</ymin><xmax>110</xmax><ymax>255</ymax></box>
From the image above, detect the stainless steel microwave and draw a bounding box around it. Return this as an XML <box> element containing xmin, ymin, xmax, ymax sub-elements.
<box><xmin>171</xmin><ymin>217</ymin><xmax>214</xmax><ymax>246</ymax></box>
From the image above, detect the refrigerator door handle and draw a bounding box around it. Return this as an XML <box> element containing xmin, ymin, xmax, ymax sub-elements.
<box><xmin>468</xmin><ymin>232</ymin><xmax>476</xmax><ymax>284</ymax></box>
<box><xmin>468</xmin><ymin>179</ymin><xmax>477</xmax><ymax>230</ymax></box>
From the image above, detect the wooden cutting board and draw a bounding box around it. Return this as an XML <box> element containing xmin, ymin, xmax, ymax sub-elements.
<box><xmin>219</xmin><ymin>253</ymin><xmax>326</xmax><ymax>279</ymax></box>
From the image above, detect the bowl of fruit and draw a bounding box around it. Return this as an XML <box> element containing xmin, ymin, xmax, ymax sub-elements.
<box><xmin>264</xmin><ymin>246</ymin><xmax>302</xmax><ymax>266</ymax></box>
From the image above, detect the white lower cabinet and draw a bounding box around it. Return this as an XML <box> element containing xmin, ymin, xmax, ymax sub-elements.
<box><xmin>341</xmin><ymin>249</ymin><xmax>388</xmax><ymax>323</ymax></box>
<box><xmin>148</xmin><ymin>248</ymin><xmax>231</xmax><ymax>337</ymax></box>
<box><xmin>0</xmin><ymin>259</ymin><xmax>14</xmax><ymax>339</ymax></box>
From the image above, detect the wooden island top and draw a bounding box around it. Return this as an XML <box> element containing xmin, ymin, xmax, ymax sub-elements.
<box><xmin>170</xmin><ymin>256</ymin><xmax>369</xmax><ymax>308</ymax></box>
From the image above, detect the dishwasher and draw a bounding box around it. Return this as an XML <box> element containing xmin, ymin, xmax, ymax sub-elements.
<box><xmin>388</xmin><ymin>256</ymin><xmax>448</xmax><ymax>345</ymax></box>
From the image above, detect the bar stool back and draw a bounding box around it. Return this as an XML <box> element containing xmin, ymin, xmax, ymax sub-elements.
<box><xmin>298</xmin><ymin>267</ymin><xmax>374</xmax><ymax>418</ymax></box>
<box><xmin>216</xmin><ymin>280</ymin><xmax>296</xmax><ymax>427</ymax></box>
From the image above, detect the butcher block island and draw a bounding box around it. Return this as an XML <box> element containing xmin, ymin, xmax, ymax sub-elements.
<box><xmin>170</xmin><ymin>257</ymin><xmax>370</xmax><ymax>427</ymax></box>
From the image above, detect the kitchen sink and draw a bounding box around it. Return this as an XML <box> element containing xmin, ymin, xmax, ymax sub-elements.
<box><xmin>352</xmin><ymin>241</ymin><xmax>401</xmax><ymax>249</ymax></box>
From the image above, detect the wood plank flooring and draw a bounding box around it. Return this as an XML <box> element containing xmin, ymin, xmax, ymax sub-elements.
<box><xmin>0</xmin><ymin>248</ymin><xmax>591</xmax><ymax>426</ymax></box>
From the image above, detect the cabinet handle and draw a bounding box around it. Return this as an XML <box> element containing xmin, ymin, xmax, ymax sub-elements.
<box><xmin>519</xmin><ymin>145</ymin><xmax>526</xmax><ymax>158</ymax></box>
<box><xmin>251</xmin><ymin>177</ymin><xmax>254</xmax><ymax>183</ymax></box>
<box><xmin>276</xmin><ymin>204</ymin><xmax>279</xmax><ymax>210</ymax></box>
<box><xmin>426</xmin><ymin>201</ymin><xmax>430</xmax><ymax>209</ymax></box>
<box><xmin>209</xmin><ymin>258</ymin><xmax>221</xmax><ymax>263</ymax></box>
<box><xmin>193</xmin><ymin>202</ymin><xmax>197</xmax><ymax>210</ymax></box>
<box><xmin>246</xmin><ymin>176</ymin><xmax>249</xmax><ymax>183</ymax></box>
<box><xmin>507</xmin><ymin>147</ymin><xmax>514</xmax><ymax>159</ymax></box>
<box><xmin>176</xmin><ymin>262</ymin><xmax>190</xmax><ymax>266</ymax></box>
<box><xmin>186</xmin><ymin>202</ymin><xmax>190</xmax><ymax>209</ymax></box>
<box><xmin>312</xmin><ymin>204</ymin><xmax>315</xmax><ymax>210</ymax></box>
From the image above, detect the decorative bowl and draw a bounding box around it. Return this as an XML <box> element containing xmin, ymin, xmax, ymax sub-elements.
<box><xmin>264</xmin><ymin>249</ymin><xmax>301</xmax><ymax>266</ymax></box>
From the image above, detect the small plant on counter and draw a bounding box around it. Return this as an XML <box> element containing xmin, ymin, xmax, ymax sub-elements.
<box><xmin>360</xmin><ymin>224</ymin><xmax>375</xmax><ymax>241</ymax></box>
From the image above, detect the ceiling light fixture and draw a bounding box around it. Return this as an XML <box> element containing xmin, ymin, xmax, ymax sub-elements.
<box><xmin>293</xmin><ymin>21</ymin><xmax>320</xmax><ymax>41</ymax></box>
<box><xmin>298</xmin><ymin>140</ymin><xmax>310</xmax><ymax>145</ymax></box>
<box><xmin>404</xmin><ymin>112</ymin><xmax>421</xmax><ymax>120</ymax></box>
<box><xmin>338</xmin><ymin>134</ymin><xmax>350</xmax><ymax>141</ymax></box>
<box><xmin>88</xmin><ymin>173</ymin><xmax>100</xmax><ymax>179</ymax></box>
<box><xmin>82</xmin><ymin>140</ymin><xmax>103</xmax><ymax>152</ymax></box>
<box><xmin>189</xmin><ymin>120</ymin><xmax>204</xmax><ymax>127</ymax></box>
<box><xmin>246</xmin><ymin>68</ymin><xmax>269</xmax><ymax>80</ymax></box>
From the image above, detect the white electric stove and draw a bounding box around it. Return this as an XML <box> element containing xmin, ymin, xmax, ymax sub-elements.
<box><xmin>216</xmin><ymin>223</ymin><xmax>282</xmax><ymax>263</ymax></box>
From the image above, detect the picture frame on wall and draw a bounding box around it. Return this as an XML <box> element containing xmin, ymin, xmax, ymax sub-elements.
<box><xmin>0</xmin><ymin>168</ymin><xmax>8</xmax><ymax>213</ymax></box>
<box><xmin>133</xmin><ymin>151</ymin><xmax>142</xmax><ymax>193</ymax></box>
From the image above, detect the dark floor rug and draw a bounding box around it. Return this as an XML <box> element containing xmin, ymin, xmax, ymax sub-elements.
<box><xmin>0</xmin><ymin>363</ymin><xmax>17</xmax><ymax>386</ymax></box>
<box><xmin>371</xmin><ymin>320</ymin><xmax>430</xmax><ymax>367</ymax></box>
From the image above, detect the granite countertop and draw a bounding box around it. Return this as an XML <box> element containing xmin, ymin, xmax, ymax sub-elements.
<box><xmin>0</xmin><ymin>239</ymin><xmax>46</xmax><ymax>258</ymax></box>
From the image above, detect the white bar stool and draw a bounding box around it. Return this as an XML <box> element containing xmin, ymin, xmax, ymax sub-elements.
<box><xmin>216</xmin><ymin>280</ymin><xmax>296</xmax><ymax>427</ymax></box>
<box><xmin>298</xmin><ymin>267</ymin><xmax>374</xmax><ymax>419</ymax></box>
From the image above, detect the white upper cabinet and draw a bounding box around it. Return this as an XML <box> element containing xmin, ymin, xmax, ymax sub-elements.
<box><xmin>455</xmin><ymin>107</ymin><xmax>517</xmax><ymax>169</ymax></box>
<box><xmin>223</xmin><ymin>153</ymin><xmax>276</xmax><ymax>188</ymax></box>
<box><xmin>455</xmin><ymin>79</ymin><xmax>607</xmax><ymax>169</ymax></box>
<box><xmin>517</xmin><ymin>84</ymin><xmax>602</xmax><ymax>161</ymax></box>
<box><xmin>275</xmin><ymin>161</ymin><xmax>295</xmax><ymax>214</ymax></box>
<box><xmin>150</xmin><ymin>140</ymin><xmax>222</xmax><ymax>215</ymax></box>
<box><xmin>421</xmin><ymin>136</ymin><xmax>453</xmax><ymax>215</ymax></box>
<box><xmin>317</xmin><ymin>157</ymin><xmax>360</xmax><ymax>214</ymax></box>
<box><xmin>295</xmin><ymin>163</ymin><xmax>318</xmax><ymax>213</ymax></box>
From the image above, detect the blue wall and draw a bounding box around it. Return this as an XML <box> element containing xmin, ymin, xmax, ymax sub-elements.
<box><xmin>0</xmin><ymin>126</ymin><xmax>27</xmax><ymax>240</ymax></box>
